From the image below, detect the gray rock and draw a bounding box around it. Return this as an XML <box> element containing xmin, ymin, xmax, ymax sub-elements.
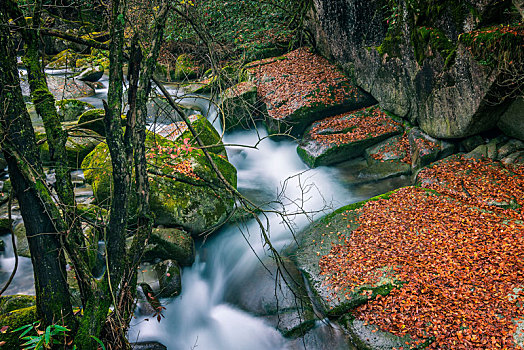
<box><xmin>308</xmin><ymin>0</ymin><xmax>516</xmax><ymax>139</ymax></box>
<box><xmin>497</xmin><ymin>139</ymin><xmax>524</xmax><ymax>160</ymax></box>
<box><xmin>77</xmin><ymin>66</ymin><xmax>104</xmax><ymax>82</ymax></box>
<box><xmin>13</xmin><ymin>223</ymin><xmax>30</xmax><ymax>258</ymax></box>
<box><xmin>153</xmin><ymin>259</ymin><xmax>182</xmax><ymax>298</ymax></box>
<box><xmin>460</xmin><ymin>135</ymin><xmax>484</xmax><ymax>152</ymax></box>
<box><xmin>502</xmin><ymin>151</ymin><xmax>524</xmax><ymax>165</ymax></box>
<box><xmin>219</xmin><ymin>82</ymin><xmax>261</xmax><ymax>131</ymax></box>
<box><xmin>498</xmin><ymin>97</ymin><xmax>524</xmax><ymax>141</ymax></box>
<box><xmin>286</xmin><ymin>321</ymin><xmax>354</xmax><ymax>350</ymax></box>
<box><xmin>56</xmin><ymin>99</ymin><xmax>95</xmax><ymax>122</ymax></box>
<box><xmin>227</xmin><ymin>256</ymin><xmax>316</xmax><ymax>338</ymax></box>
<box><xmin>409</xmin><ymin>128</ymin><xmax>455</xmax><ymax>169</ymax></box>
<box><xmin>142</xmin><ymin>228</ymin><xmax>195</xmax><ymax>266</ymax></box>
<box><xmin>297</xmin><ymin>106</ymin><xmax>403</xmax><ymax>167</ymax></box>
<box><xmin>131</xmin><ymin>342</ymin><xmax>167</xmax><ymax>350</ymax></box>
<box><xmin>344</xmin><ymin>318</ymin><xmax>421</xmax><ymax>350</ymax></box>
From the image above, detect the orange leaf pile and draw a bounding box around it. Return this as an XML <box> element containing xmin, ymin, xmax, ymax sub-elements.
<box><xmin>320</xmin><ymin>180</ymin><xmax>524</xmax><ymax>348</ymax></box>
<box><xmin>250</xmin><ymin>48</ymin><xmax>361</xmax><ymax>119</ymax></box>
<box><xmin>307</xmin><ymin>106</ymin><xmax>402</xmax><ymax>147</ymax></box>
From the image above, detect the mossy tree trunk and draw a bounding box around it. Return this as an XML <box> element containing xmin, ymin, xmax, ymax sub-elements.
<box><xmin>0</xmin><ymin>5</ymin><xmax>75</xmax><ymax>328</ymax></box>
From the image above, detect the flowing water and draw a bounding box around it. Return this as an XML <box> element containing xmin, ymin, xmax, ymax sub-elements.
<box><xmin>0</xmin><ymin>75</ymin><xmax>410</xmax><ymax>349</ymax></box>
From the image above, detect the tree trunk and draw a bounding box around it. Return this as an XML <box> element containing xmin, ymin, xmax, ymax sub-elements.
<box><xmin>0</xmin><ymin>6</ymin><xmax>74</xmax><ymax>327</ymax></box>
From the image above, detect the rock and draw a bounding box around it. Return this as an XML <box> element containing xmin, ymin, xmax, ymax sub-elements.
<box><xmin>297</xmin><ymin>106</ymin><xmax>403</xmax><ymax>167</ymax></box>
<box><xmin>135</xmin><ymin>283</ymin><xmax>158</xmax><ymax>316</ymax></box>
<box><xmin>460</xmin><ymin>135</ymin><xmax>485</xmax><ymax>152</ymax></box>
<box><xmin>172</xmin><ymin>54</ymin><xmax>200</xmax><ymax>81</ymax></box>
<box><xmin>286</xmin><ymin>322</ymin><xmax>354</xmax><ymax>350</ymax></box>
<box><xmin>250</xmin><ymin>48</ymin><xmax>375</xmax><ymax>137</ymax></box>
<box><xmin>76</xmin><ymin>66</ymin><xmax>104</xmax><ymax>82</ymax></box>
<box><xmin>13</xmin><ymin>222</ymin><xmax>30</xmax><ymax>258</ymax></box>
<box><xmin>344</xmin><ymin>317</ymin><xmax>419</xmax><ymax>350</ymax></box>
<box><xmin>466</xmin><ymin>144</ymin><xmax>488</xmax><ymax>159</ymax></box>
<box><xmin>502</xmin><ymin>151</ymin><xmax>524</xmax><ymax>165</ymax></box>
<box><xmin>292</xmin><ymin>191</ymin><xmax>402</xmax><ymax>316</ymax></box>
<box><xmin>141</xmin><ymin>228</ymin><xmax>195</xmax><ymax>266</ymax></box>
<box><xmin>77</xmin><ymin>108</ymin><xmax>105</xmax><ymax>136</ymax></box>
<box><xmin>0</xmin><ymin>295</ymin><xmax>36</xmax><ymax>314</ymax></box>
<box><xmin>131</xmin><ymin>341</ymin><xmax>168</xmax><ymax>350</ymax></box>
<box><xmin>37</xmin><ymin>128</ymin><xmax>102</xmax><ymax>168</ymax></box>
<box><xmin>0</xmin><ymin>218</ymin><xmax>12</xmax><ymax>234</ymax></box>
<box><xmin>364</xmin><ymin>134</ymin><xmax>412</xmax><ymax>178</ymax></box>
<box><xmin>498</xmin><ymin>97</ymin><xmax>524</xmax><ymax>141</ymax></box>
<box><xmin>46</xmin><ymin>75</ymin><xmax>95</xmax><ymax>99</ymax></box>
<box><xmin>82</xmin><ymin>131</ymin><xmax>237</xmax><ymax>234</ymax></box>
<box><xmin>153</xmin><ymin>259</ymin><xmax>182</xmax><ymax>298</ymax></box>
<box><xmin>497</xmin><ymin>139</ymin><xmax>524</xmax><ymax>160</ymax></box>
<box><xmin>408</xmin><ymin>128</ymin><xmax>455</xmax><ymax>169</ymax></box>
<box><xmin>45</xmin><ymin>49</ymin><xmax>79</xmax><ymax>69</ymax></box>
<box><xmin>56</xmin><ymin>99</ymin><xmax>95</xmax><ymax>122</ymax></box>
<box><xmin>308</xmin><ymin>1</ymin><xmax>520</xmax><ymax>139</ymax></box>
<box><xmin>227</xmin><ymin>256</ymin><xmax>316</xmax><ymax>338</ymax></box>
<box><xmin>155</xmin><ymin>114</ymin><xmax>227</xmax><ymax>158</ymax></box>
<box><xmin>219</xmin><ymin>81</ymin><xmax>261</xmax><ymax>131</ymax></box>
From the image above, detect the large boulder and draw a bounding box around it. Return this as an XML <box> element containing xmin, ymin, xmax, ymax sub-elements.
<box><xmin>219</xmin><ymin>81</ymin><xmax>261</xmax><ymax>131</ymax></box>
<box><xmin>46</xmin><ymin>75</ymin><xmax>95</xmax><ymax>99</ymax></box>
<box><xmin>140</xmin><ymin>228</ymin><xmax>195</xmax><ymax>266</ymax></box>
<box><xmin>82</xmin><ymin>131</ymin><xmax>237</xmax><ymax>234</ymax></box>
<box><xmin>498</xmin><ymin>97</ymin><xmax>524</xmax><ymax>141</ymax></box>
<box><xmin>250</xmin><ymin>48</ymin><xmax>375</xmax><ymax>137</ymax></box>
<box><xmin>297</xmin><ymin>106</ymin><xmax>403</xmax><ymax>167</ymax></box>
<box><xmin>155</xmin><ymin>114</ymin><xmax>227</xmax><ymax>158</ymax></box>
<box><xmin>56</xmin><ymin>99</ymin><xmax>95</xmax><ymax>122</ymax></box>
<box><xmin>308</xmin><ymin>1</ymin><xmax>522</xmax><ymax>138</ymax></box>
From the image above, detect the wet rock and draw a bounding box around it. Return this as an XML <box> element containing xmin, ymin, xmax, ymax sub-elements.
<box><xmin>251</xmin><ymin>48</ymin><xmax>375</xmax><ymax>137</ymax></box>
<box><xmin>219</xmin><ymin>81</ymin><xmax>261</xmax><ymax>131</ymax></box>
<box><xmin>153</xmin><ymin>259</ymin><xmax>182</xmax><ymax>298</ymax></box>
<box><xmin>82</xmin><ymin>131</ymin><xmax>237</xmax><ymax>234</ymax></box>
<box><xmin>13</xmin><ymin>222</ymin><xmax>30</xmax><ymax>258</ymax></box>
<box><xmin>408</xmin><ymin>128</ymin><xmax>455</xmax><ymax>169</ymax></box>
<box><xmin>298</xmin><ymin>106</ymin><xmax>403</xmax><ymax>167</ymax></box>
<box><xmin>141</xmin><ymin>228</ymin><xmax>195</xmax><ymax>266</ymax></box>
<box><xmin>286</xmin><ymin>321</ymin><xmax>354</xmax><ymax>350</ymax></box>
<box><xmin>498</xmin><ymin>97</ymin><xmax>524</xmax><ymax>141</ymax></box>
<box><xmin>131</xmin><ymin>341</ymin><xmax>168</xmax><ymax>350</ymax></box>
<box><xmin>46</xmin><ymin>75</ymin><xmax>95</xmax><ymax>99</ymax></box>
<box><xmin>77</xmin><ymin>66</ymin><xmax>104</xmax><ymax>82</ymax></box>
<box><xmin>56</xmin><ymin>99</ymin><xmax>95</xmax><ymax>122</ymax></box>
<box><xmin>228</xmin><ymin>256</ymin><xmax>316</xmax><ymax>338</ymax></box>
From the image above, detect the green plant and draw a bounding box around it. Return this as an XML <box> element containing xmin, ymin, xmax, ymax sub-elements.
<box><xmin>13</xmin><ymin>322</ymin><xmax>70</xmax><ymax>350</ymax></box>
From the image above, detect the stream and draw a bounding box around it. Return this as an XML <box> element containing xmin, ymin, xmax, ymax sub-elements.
<box><xmin>0</xmin><ymin>74</ymin><xmax>410</xmax><ymax>349</ymax></box>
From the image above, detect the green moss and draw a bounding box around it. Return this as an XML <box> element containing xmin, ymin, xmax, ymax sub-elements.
<box><xmin>77</xmin><ymin>108</ymin><xmax>106</xmax><ymax>136</ymax></box>
<box><xmin>173</xmin><ymin>54</ymin><xmax>200</xmax><ymax>81</ymax></box>
<box><xmin>38</xmin><ymin>129</ymin><xmax>102</xmax><ymax>168</ymax></box>
<box><xmin>0</xmin><ymin>295</ymin><xmax>36</xmax><ymax>314</ymax></box>
<box><xmin>0</xmin><ymin>218</ymin><xmax>12</xmax><ymax>233</ymax></box>
<box><xmin>412</xmin><ymin>26</ymin><xmax>456</xmax><ymax>66</ymax></box>
<box><xmin>376</xmin><ymin>28</ymin><xmax>402</xmax><ymax>58</ymax></box>
<box><xmin>459</xmin><ymin>23</ymin><xmax>524</xmax><ymax>67</ymax></box>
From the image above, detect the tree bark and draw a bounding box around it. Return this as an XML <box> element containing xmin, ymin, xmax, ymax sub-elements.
<box><xmin>0</xmin><ymin>5</ymin><xmax>75</xmax><ymax>327</ymax></box>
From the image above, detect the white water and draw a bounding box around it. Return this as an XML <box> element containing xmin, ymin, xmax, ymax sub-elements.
<box><xmin>128</xmin><ymin>98</ymin><xmax>355</xmax><ymax>349</ymax></box>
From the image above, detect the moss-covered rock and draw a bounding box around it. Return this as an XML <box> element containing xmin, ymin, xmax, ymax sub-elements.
<box><xmin>82</xmin><ymin>131</ymin><xmax>237</xmax><ymax>234</ymax></box>
<box><xmin>76</xmin><ymin>66</ymin><xmax>104</xmax><ymax>82</ymax></box>
<box><xmin>56</xmin><ymin>99</ymin><xmax>95</xmax><ymax>122</ymax></box>
<box><xmin>77</xmin><ymin>108</ymin><xmax>105</xmax><ymax>136</ymax></box>
<box><xmin>46</xmin><ymin>49</ymin><xmax>79</xmax><ymax>69</ymax></box>
<box><xmin>13</xmin><ymin>222</ymin><xmax>30</xmax><ymax>258</ymax></box>
<box><xmin>157</xmin><ymin>114</ymin><xmax>227</xmax><ymax>158</ymax></box>
<box><xmin>37</xmin><ymin>128</ymin><xmax>102</xmax><ymax>168</ymax></box>
<box><xmin>172</xmin><ymin>54</ymin><xmax>200</xmax><ymax>81</ymax></box>
<box><xmin>0</xmin><ymin>305</ymin><xmax>38</xmax><ymax>349</ymax></box>
<box><xmin>219</xmin><ymin>82</ymin><xmax>261</xmax><ymax>132</ymax></box>
<box><xmin>141</xmin><ymin>228</ymin><xmax>195</xmax><ymax>266</ymax></box>
<box><xmin>297</xmin><ymin>106</ymin><xmax>404</xmax><ymax>168</ymax></box>
<box><xmin>0</xmin><ymin>218</ymin><xmax>12</xmax><ymax>234</ymax></box>
<box><xmin>153</xmin><ymin>259</ymin><xmax>182</xmax><ymax>298</ymax></box>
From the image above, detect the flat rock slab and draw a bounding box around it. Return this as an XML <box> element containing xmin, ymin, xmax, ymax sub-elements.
<box><xmin>297</xmin><ymin>106</ymin><xmax>403</xmax><ymax>167</ymax></box>
<box><xmin>408</xmin><ymin>127</ymin><xmax>455</xmax><ymax>169</ymax></box>
<box><xmin>250</xmin><ymin>48</ymin><xmax>375</xmax><ymax>137</ymax></box>
<box><xmin>364</xmin><ymin>134</ymin><xmax>412</xmax><ymax>178</ymax></box>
